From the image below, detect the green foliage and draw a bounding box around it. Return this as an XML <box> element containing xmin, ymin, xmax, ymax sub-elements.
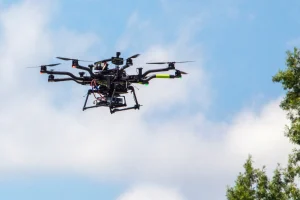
<box><xmin>268</xmin><ymin>165</ymin><xmax>287</xmax><ymax>200</ymax></box>
<box><xmin>226</xmin><ymin>154</ymin><xmax>300</xmax><ymax>200</ymax></box>
<box><xmin>273</xmin><ymin>47</ymin><xmax>300</xmax><ymax>144</ymax></box>
<box><xmin>255</xmin><ymin>166</ymin><xmax>269</xmax><ymax>199</ymax></box>
<box><xmin>283</xmin><ymin>150</ymin><xmax>300</xmax><ymax>199</ymax></box>
<box><xmin>226</xmin><ymin>156</ymin><xmax>258</xmax><ymax>200</ymax></box>
<box><xmin>227</xmin><ymin>47</ymin><xmax>300</xmax><ymax>199</ymax></box>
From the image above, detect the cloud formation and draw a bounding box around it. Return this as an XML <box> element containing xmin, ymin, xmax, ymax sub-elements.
<box><xmin>116</xmin><ymin>184</ymin><xmax>186</xmax><ymax>200</ymax></box>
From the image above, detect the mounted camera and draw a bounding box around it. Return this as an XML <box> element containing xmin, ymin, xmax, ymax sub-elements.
<box><xmin>107</xmin><ymin>96</ymin><xmax>125</xmax><ymax>107</ymax></box>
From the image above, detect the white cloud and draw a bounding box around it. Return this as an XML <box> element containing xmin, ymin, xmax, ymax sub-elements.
<box><xmin>116</xmin><ymin>184</ymin><xmax>186</xmax><ymax>200</ymax></box>
<box><xmin>0</xmin><ymin>0</ymin><xmax>53</xmax><ymax>87</ymax></box>
<box><xmin>226</xmin><ymin>98</ymin><xmax>292</xmax><ymax>166</ymax></box>
<box><xmin>0</xmin><ymin>1</ymin><xmax>295</xmax><ymax>200</ymax></box>
<box><xmin>115</xmin><ymin>12</ymin><xmax>162</xmax><ymax>52</ymax></box>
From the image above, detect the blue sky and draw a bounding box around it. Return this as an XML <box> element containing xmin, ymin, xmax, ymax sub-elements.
<box><xmin>0</xmin><ymin>176</ymin><xmax>124</xmax><ymax>200</ymax></box>
<box><xmin>45</xmin><ymin>0</ymin><xmax>300</xmax><ymax>119</ymax></box>
<box><xmin>0</xmin><ymin>0</ymin><xmax>299</xmax><ymax>199</ymax></box>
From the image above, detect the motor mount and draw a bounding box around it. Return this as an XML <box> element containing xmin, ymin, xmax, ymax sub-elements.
<box><xmin>79</xmin><ymin>72</ymin><xmax>85</xmax><ymax>77</ymax></box>
<box><xmin>72</xmin><ymin>60</ymin><xmax>79</xmax><ymax>68</ymax></box>
<box><xmin>48</xmin><ymin>74</ymin><xmax>54</xmax><ymax>82</ymax></box>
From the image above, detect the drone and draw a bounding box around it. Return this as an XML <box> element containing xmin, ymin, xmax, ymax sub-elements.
<box><xmin>28</xmin><ymin>52</ymin><xmax>193</xmax><ymax>114</ymax></box>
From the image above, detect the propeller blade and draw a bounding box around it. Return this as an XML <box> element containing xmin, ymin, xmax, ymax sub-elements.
<box><xmin>146</xmin><ymin>62</ymin><xmax>168</xmax><ymax>65</ymax></box>
<box><xmin>174</xmin><ymin>61</ymin><xmax>195</xmax><ymax>63</ymax></box>
<box><xmin>146</xmin><ymin>61</ymin><xmax>195</xmax><ymax>64</ymax></box>
<box><xmin>26</xmin><ymin>66</ymin><xmax>41</xmax><ymax>68</ymax></box>
<box><xmin>26</xmin><ymin>63</ymin><xmax>61</xmax><ymax>68</ymax></box>
<box><xmin>46</xmin><ymin>63</ymin><xmax>61</xmax><ymax>67</ymax></box>
<box><xmin>56</xmin><ymin>57</ymin><xmax>93</xmax><ymax>62</ymax></box>
<box><xmin>179</xmin><ymin>70</ymin><xmax>188</xmax><ymax>74</ymax></box>
<box><xmin>94</xmin><ymin>58</ymin><xmax>112</xmax><ymax>65</ymax></box>
<box><xmin>146</xmin><ymin>62</ymin><xmax>168</xmax><ymax>64</ymax></box>
<box><xmin>56</xmin><ymin>57</ymin><xmax>72</xmax><ymax>61</ymax></box>
<box><xmin>128</xmin><ymin>54</ymin><xmax>140</xmax><ymax>59</ymax></box>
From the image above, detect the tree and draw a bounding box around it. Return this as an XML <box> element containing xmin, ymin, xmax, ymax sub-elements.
<box><xmin>272</xmin><ymin>47</ymin><xmax>300</xmax><ymax>144</ymax></box>
<box><xmin>282</xmin><ymin>150</ymin><xmax>300</xmax><ymax>199</ymax></box>
<box><xmin>226</xmin><ymin>154</ymin><xmax>300</xmax><ymax>199</ymax></box>
<box><xmin>226</xmin><ymin>155</ymin><xmax>261</xmax><ymax>200</ymax></box>
<box><xmin>227</xmin><ymin>48</ymin><xmax>300</xmax><ymax>199</ymax></box>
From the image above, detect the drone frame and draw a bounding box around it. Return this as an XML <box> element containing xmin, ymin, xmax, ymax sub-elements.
<box><xmin>39</xmin><ymin>56</ymin><xmax>185</xmax><ymax>114</ymax></box>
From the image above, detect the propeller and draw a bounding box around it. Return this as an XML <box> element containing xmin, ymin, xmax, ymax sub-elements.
<box><xmin>125</xmin><ymin>54</ymin><xmax>140</xmax><ymax>67</ymax></box>
<box><xmin>95</xmin><ymin>54</ymin><xmax>140</xmax><ymax>63</ymax></box>
<box><xmin>94</xmin><ymin>52</ymin><xmax>120</xmax><ymax>65</ymax></box>
<box><xmin>127</xmin><ymin>54</ymin><xmax>140</xmax><ymax>59</ymax></box>
<box><xmin>94</xmin><ymin>58</ymin><xmax>112</xmax><ymax>65</ymax></box>
<box><xmin>146</xmin><ymin>61</ymin><xmax>195</xmax><ymax>64</ymax></box>
<box><xmin>146</xmin><ymin>61</ymin><xmax>195</xmax><ymax>74</ymax></box>
<box><xmin>56</xmin><ymin>57</ymin><xmax>93</xmax><ymax>62</ymax></box>
<box><xmin>178</xmin><ymin>70</ymin><xmax>188</xmax><ymax>75</ymax></box>
<box><xmin>26</xmin><ymin>63</ymin><xmax>61</xmax><ymax>68</ymax></box>
<box><xmin>146</xmin><ymin>60</ymin><xmax>193</xmax><ymax>74</ymax></box>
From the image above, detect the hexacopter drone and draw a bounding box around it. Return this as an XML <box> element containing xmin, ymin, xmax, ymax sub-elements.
<box><xmin>28</xmin><ymin>52</ymin><xmax>193</xmax><ymax>114</ymax></box>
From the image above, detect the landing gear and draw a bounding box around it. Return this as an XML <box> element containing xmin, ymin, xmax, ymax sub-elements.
<box><xmin>82</xmin><ymin>86</ymin><xmax>141</xmax><ymax>114</ymax></box>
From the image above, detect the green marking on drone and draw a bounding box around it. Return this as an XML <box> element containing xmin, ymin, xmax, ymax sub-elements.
<box><xmin>156</xmin><ymin>74</ymin><xmax>170</xmax><ymax>78</ymax></box>
<box><xmin>138</xmin><ymin>82</ymin><xmax>149</xmax><ymax>85</ymax></box>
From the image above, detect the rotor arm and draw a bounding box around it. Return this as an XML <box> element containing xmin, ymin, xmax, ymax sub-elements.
<box><xmin>76</xmin><ymin>64</ymin><xmax>97</xmax><ymax>78</ymax></box>
<box><xmin>48</xmin><ymin>77</ymin><xmax>88</xmax><ymax>85</ymax></box>
<box><xmin>142</xmin><ymin>71</ymin><xmax>182</xmax><ymax>83</ymax></box>
<box><xmin>42</xmin><ymin>70</ymin><xmax>84</xmax><ymax>81</ymax></box>
<box><xmin>141</xmin><ymin>74</ymin><xmax>155</xmax><ymax>83</ymax></box>
<box><xmin>142</xmin><ymin>66</ymin><xmax>174</xmax><ymax>77</ymax></box>
<box><xmin>120</xmin><ymin>64</ymin><xmax>130</xmax><ymax>71</ymax></box>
